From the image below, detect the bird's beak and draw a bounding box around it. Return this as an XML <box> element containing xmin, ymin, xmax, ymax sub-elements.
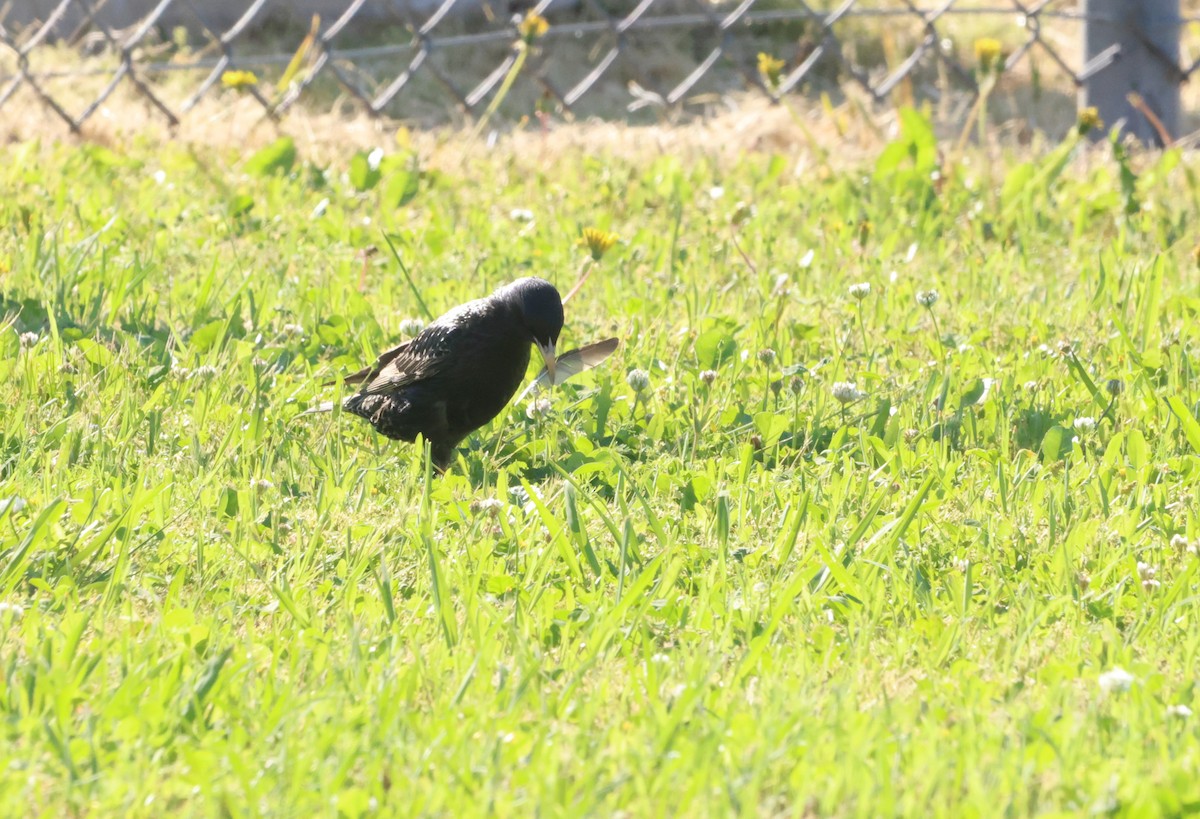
<box><xmin>537</xmin><ymin>340</ymin><xmax>557</xmax><ymax>384</ymax></box>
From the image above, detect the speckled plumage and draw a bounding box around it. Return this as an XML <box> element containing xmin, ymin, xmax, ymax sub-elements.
<box><xmin>333</xmin><ymin>277</ymin><xmax>564</xmax><ymax>470</ymax></box>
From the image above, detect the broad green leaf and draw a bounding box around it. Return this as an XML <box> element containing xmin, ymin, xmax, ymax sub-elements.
<box><xmin>1127</xmin><ymin>428</ymin><xmax>1148</xmax><ymax>469</ymax></box>
<box><xmin>694</xmin><ymin>328</ymin><xmax>737</xmax><ymax>368</ymax></box>
<box><xmin>349</xmin><ymin>151</ymin><xmax>381</xmax><ymax>192</ymax></box>
<box><xmin>1166</xmin><ymin>396</ymin><xmax>1200</xmax><ymax>455</ymax></box>
<box><xmin>244</xmin><ymin>137</ymin><xmax>296</xmax><ymax>176</ymax></box>
<box><xmin>1040</xmin><ymin>425</ymin><xmax>1070</xmax><ymax>461</ymax></box>
<box><xmin>382</xmin><ymin>157</ymin><xmax>420</xmax><ymax>209</ymax></box>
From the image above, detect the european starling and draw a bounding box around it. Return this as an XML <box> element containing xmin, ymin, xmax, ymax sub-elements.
<box><xmin>322</xmin><ymin>277</ymin><xmax>564</xmax><ymax>470</ymax></box>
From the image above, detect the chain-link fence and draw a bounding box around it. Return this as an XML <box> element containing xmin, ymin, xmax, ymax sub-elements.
<box><xmin>1</xmin><ymin>1</ymin><xmax>1198</xmax><ymax>141</ymax></box>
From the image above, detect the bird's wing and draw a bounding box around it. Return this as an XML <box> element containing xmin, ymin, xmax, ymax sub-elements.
<box><xmin>518</xmin><ymin>337</ymin><xmax>619</xmax><ymax>400</ymax></box>
<box><xmin>322</xmin><ymin>340</ymin><xmax>412</xmax><ymax>388</ymax></box>
<box><xmin>361</xmin><ymin>323</ymin><xmax>460</xmax><ymax>395</ymax></box>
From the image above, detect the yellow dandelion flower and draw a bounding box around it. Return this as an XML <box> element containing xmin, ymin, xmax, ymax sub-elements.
<box><xmin>1077</xmin><ymin>106</ymin><xmax>1103</xmax><ymax>135</ymax></box>
<box><xmin>518</xmin><ymin>11</ymin><xmax>549</xmax><ymax>42</ymax></box>
<box><xmin>221</xmin><ymin>69</ymin><xmax>259</xmax><ymax>89</ymax></box>
<box><xmin>757</xmin><ymin>52</ymin><xmax>785</xmax><ymax>89</ymax></box>
<box><xmin>973</xmin><ymin>37</ymin><xmax>1004</xmax><ymax>74</ymax></box>
<box><xmin>580</xmin><ymin>227</ymin><xmax>619</xmax><ymax>261</ymax></box>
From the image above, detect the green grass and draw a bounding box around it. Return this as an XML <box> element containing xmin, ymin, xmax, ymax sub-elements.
<box><xmin>3</xmin><ymin>116</ymin><xmax>1200</xmax><ymax>816</ymax></box>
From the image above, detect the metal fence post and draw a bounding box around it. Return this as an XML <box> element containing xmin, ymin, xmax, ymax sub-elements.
<box><xmin>1080</xmin><ymin>0</ymin><xmax>1180</xmax><ymax>145</ymax></box>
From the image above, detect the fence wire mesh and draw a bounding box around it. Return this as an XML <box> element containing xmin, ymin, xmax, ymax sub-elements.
<box><xmin>1</xmin><ymin>0</ymin><xmax>1199</xmax><ymax>134</ymax></box>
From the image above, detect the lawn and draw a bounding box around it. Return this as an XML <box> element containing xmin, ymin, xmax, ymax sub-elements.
<box><xmin>2</xmin><ymin>111</ymin><xmax>1200</xmax><ymax>816</ymax></box>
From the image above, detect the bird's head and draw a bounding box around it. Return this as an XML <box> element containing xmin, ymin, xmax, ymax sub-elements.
<box><xmin>507</xmin><ymin>277</ymin><xmax>563</xmax><ymax>383</ymax></box>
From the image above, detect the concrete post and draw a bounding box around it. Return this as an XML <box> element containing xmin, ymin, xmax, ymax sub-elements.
<box><xmin>1080</xmin><ymin>0</ymin><xmax>1180</xmax><ymax>146</ymax></box>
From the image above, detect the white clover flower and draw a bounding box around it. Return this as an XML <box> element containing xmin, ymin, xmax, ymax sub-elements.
<box><xmin>1171</xmin><ymin>534</ymin><xmax>1190</xmax><ymax>552</ymax></box>
<box><xmin>1138</xmin><ymin>561</ymin><xmax>1161</xmax><ymax>591</ymax></box>
<box><xmin>18</xmin><ymin>332</ymin><xmax>38</xmax><ymax>348</ymax></box>
<box><xmin>1098</xmin><ymin>666</ymin><xmax>1135</xmax><ymax>694</ymax></box>
<box><xmin>916</xmin><ymin>289</ymin><xmax>940</xmax><ymax>308</ymax></box>
<box><xmin>311</xmin><ymin>198</ymin><xmax>329</xmax><ymax>219</ymax></box>
<box><xmin>250</xmin><ymin>477</ymin><xmax>274</xmax><ymax>491</ymax></box>
<box><xmin>398</xmin><ymin>318</ymin><xmax>426</xmax><ymax>336</ymax></box>
<box><xmin>831</xmin><ymin>381</ymin><xmax>864</xmax><ymax>404</ymax></box>
<box><xmin>627</xmin><ymin>369</ymin><xmax>650</xmax><ymax>393</ymax></box>
<box><xmin>708</xmin><ymin>186</ymin><xmax>725</xmax><ymax>200</ymax></box>
<box><xmin>1073</xmin><ymin>416</ymin><xmax>1096</xmax><ymax>433</ymax></box>
<box><xmin>367</xmin><ymin>147</ymin><xmax>384</xmax><ymax>172</ymax></box>
<box><xmin>526</xmin><ymin>398</ymin><xmax>552</xmax><ymax>420</ymax></box>
<box><xmin>152</xmin><ymin>169</ymin><xmax>167</xmax><ymax>185</ymax></box>
<box><xmin>0</xmin><ymin>601</ymin><xmax>24</xmax><ymax>619</ymax></box>
<box><xmin>281</xmin><ymin>323</ymin><xmax>305</xmax><ymax>338</ymax></box>
<box><xmin>848</xmin><ymin>282</ymin><xmax>871</xmax><ymax>300</ymax></box>
<box><xmin>509</xmin><ymin>208</ymin><xmax>534</xmax><ymax>222</ymax></box>
<box><xmin>469</xmin><ymin>498</ymin><xmax>505</xmax><ymax>516</ymax></box>
<box><xmin>1023</xmin><ymin>380</ymin><xmax>1039</xmax><ymax>391</ymax></box>
<box><xmin>1168</xmin><ymin>704</ymin><xmax>1193</xmax><ymax>719</ymax></box>
<box><xmin>699</xmin><ymin>369</ymin><xmax>718</xmax><ymax>385</ymax></box>
<box><xmin>771</xmin><ymin>273</ymin><xmax>790</xmax><ymax>297</ymax></box>
<box><xmin>194</xmin><ymin>365</ymin><xmax>219</xmax><ymax>382</ymax></box>
<box><xmin>757</xmin><ymin>349</ymin><xmax>776</xmax><ymax>365</ymax></box>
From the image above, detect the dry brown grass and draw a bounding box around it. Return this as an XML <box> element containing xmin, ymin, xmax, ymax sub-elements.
<box><xmin>0</xmin><ymin>75</ymin><xmax>1097</xmax><ymax>177</ymax></box>
<box><xmin>5</xmin><ymin>3</ymin><xmax>1200</xmax><ymax>168</ymax></box>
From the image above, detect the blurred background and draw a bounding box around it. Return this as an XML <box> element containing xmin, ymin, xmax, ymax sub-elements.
<box><xmin>2</xmin><ymin>0</ymin><xmax>1198</xmax><ymax>147</ymax></box>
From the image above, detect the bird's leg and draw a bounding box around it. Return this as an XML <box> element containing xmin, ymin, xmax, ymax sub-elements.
<box><xmin>431</xmin><ymin>443</ymin><xmax>454</xmax><ymax>474</ymax></box>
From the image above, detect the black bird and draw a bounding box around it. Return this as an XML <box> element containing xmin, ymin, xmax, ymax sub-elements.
<box><xmin>322</xmin><ymin>277</ymin><xmax>563</xmax><ymax>470</ymax></box>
